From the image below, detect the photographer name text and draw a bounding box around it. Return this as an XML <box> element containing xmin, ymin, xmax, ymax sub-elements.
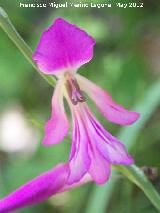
<box><xmin>19</xmin><ymin>2</ymin><xmax>144</xmax><ymax>9</ymax></box>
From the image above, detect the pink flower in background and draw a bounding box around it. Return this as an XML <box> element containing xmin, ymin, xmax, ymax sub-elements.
<box><xmin>33</xmin><ymin>18</ymin><xmax>139</xmax><ymax>184</ymax></box>
<box><xmin>0</xmin><ymin>18</ymin><xmax>140</xmax><ymax>212</ymax></box>
<box><xmin>0</xmin><ymin>163</ymin><xmax>91</xmax><ymax>213</ymax></box>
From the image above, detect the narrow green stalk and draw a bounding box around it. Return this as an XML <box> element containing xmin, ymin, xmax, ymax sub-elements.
<box><xmin>114</xmin><ymin>165</ymin><xmax>160</xmax><ymax>211</ymax></box>
<box><xmin>0</xmin><ymin>7</ymin><xmax>56</xmax><ymax>87</ymax></box>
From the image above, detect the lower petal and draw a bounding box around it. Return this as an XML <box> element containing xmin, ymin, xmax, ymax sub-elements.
<box><xmin>68</xmin><ymin>106</ymin><xmax>90</xmax><ymax>185</ymax></box>
<box><xmin>78</xmin><ymin>104</ymin><xmax>111</xmax><ymax>184</ymax></box>
<box><xmin>82</xmin><ymin>105</ymin><xmax>134</xmax><ymax>165</ymax></box>
<box><xmin>77</xmin><ymin>74</ymin><xmax>140</xmax><ymax>125</ymax></box>
<box><xmin>43</xmin><ymin>80</ymin><xmax>69</xmax><ymax>145</ymax></box>
<box><xmin>63</xmin><ymin>174</ymin><xmax>92</xmax><ymax>192</ymax></box>
<box><xmin>89</xmin><ymin>148</ymin><xmax>111</xmax><ymax>184</ymax></box>
<box><xmin>0</xmin><ymin>164</ymin><xmax>69</xmax><ymax>213</ymax></box>
<box><xmin>97</xmin><ymin>134</ymin><xmax>134</xmax><ymax>165</ymax></box>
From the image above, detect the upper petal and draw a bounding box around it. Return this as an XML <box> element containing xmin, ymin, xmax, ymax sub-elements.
<box><xmin>42</xmin><ymin>80</ymin><xmax>69</xmax><ymax>145</ymax></box>
<box><xmin>77</xmin><ymin>74</ymin><xmax>140</xmax><ymax>125</ymax></box>
<box><xmin>0</xmin><ymin>164</ymin><xmax>69</xmax><ymax>213</ymax></box>
<box><xmin>33</xmin><ymin>18</ymin><xmax>96</xmax><ymax>75</ymax></box>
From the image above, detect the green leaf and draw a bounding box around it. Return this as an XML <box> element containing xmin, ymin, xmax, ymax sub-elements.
<box><xmin>115</xmin><ymin>165</ymin><xmax>160</xmax><ymax>211</ymax></box>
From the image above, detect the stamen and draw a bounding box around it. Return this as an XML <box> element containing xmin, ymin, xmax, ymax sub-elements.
<box><xmin>65</xmin><ymin>72</ymin><xmax>86</xmax><ymax>105</ymax></box>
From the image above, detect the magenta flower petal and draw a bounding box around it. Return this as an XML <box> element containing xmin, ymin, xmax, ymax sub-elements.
<box><xmin>42</xmin><ymin>80</ymin><xmax>69</xmax><ymax>145</ymax></box>
<box><xmin>85</xmin><ymin>107</ymin><xmax>134</xmax><ymax>165</ymax></box>
<box><xmin>79</xmin><ymin>105</ymin><xmax>111</xmax><ymax>184</ymax></box>
<box><xmin>0</xmin><ymin>164</ymin><xmax>69</xmax><ymax>213</ymax></box>
<box><xmin>0</xmin><ymin>163</ymin><xmax>93</xmax><ymax>213</ymax></box>
<box><xmin>68</xmin><ymin>108</ymin><xmax>90</xmax><ymax>184</ymax></box>
<box><xmin>67</xmin><ymin>102</ymin><xmax>133</xmax><ymax>185</ymax></box>
<box><xmin>89</xmin><ymin>148</ymin><xmax>111</xmax><ymax>184</ymax></box>
<box><xmin>66</xmin><ymin>102</ymin><xmax>133</xmax><ymax>185</ymax></box>
<box><xmin>61</xmin><ymin>173</ymin><xmax>92</xmax><ymax>193</ymax></box>
<box><xmin>77</xmin><ymin>74</ymin><xmax>140</xmax><ymax>125</ymax></box>
<box><xmin>33</xmin><ymin>18</ymin><xmax>96</xmax><ymax>74</ymax></box>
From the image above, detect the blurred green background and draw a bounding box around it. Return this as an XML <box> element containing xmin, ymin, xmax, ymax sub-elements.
<box><xmin>0</xmin><ymin>0</ymin><xmax>160</xmax><ymax>212</ymax></box>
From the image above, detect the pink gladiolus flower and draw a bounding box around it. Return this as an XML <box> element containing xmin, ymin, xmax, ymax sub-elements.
<box><xmin>32</xmin><ymin>18</ymin><xmax>139</xmax><ymax>184</ymax></box>
<box><xmin>0</xmin><ymin>163</ymin><xmax>91</xmax><ymax>212</ymax></box>
<box><xmin>0</xmin><ymin>18</ymin><xmax>140</xmax><ymax>212</ymax></box>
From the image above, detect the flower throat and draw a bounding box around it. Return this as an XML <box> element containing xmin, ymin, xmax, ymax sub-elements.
<box><xmin>65</xmin><ymin>72</ymin><xmax>86</xmax><ymax>105</ymax></box>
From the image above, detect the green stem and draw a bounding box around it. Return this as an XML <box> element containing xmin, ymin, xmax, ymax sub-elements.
<box><xmin>114</xmin><ymin>165</ymin><xmax>160</xmax><ymax>211</ymax></box>
<box><xmin>0</xmin><ymin>7</ymin><xmax>56</xmax><ymax>87</ymax></box>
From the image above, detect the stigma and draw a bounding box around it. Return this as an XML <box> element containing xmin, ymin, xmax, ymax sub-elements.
<box><xmin>65</xmin><ymin>72</ymin><xmax>86</xmax><ymax>105</ymax></box>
